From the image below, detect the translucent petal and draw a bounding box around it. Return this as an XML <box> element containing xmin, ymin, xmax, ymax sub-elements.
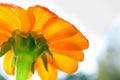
<box><xmin>0</xmin><ymin>4</ymin><xmax>20</xmax><ymax>32</ymax></box>
<box><xmin>3</xmin><ymin>50</ymin><xmax>15</xmax><ymax>75</ymax></box>
<box><xmin>49</xmin><ymin>31</ymin><xmax>89</xmax><ymax>50</ymax></box>
<box><xmin>35</xmin><ymin>58</ymin><xmax>57</xmax><ymax>80</ymax></box>
<box><xmin>0</xmin><ymin>33</ymin><xmax>8</xmax><ymax>46</ymax></box>
<box><xmin>28</xmin><ymin>5</ymin><xmax>57</xmax><ymax>33</ymax></box>
<box><xmin>50</xmin><ymin>48</ymin><xmax>84</xmax><ymax>61</ymax></box>
<box><xmin>13</xmin><ymin>7</ymin><xmax>35</xmax><ymax>33</ymax></box>
<box><xmin>0</xmin><ymin>4</ymin><xmax>35</xmax><ymax>33</ymax></box>
<box><xmin>42</xmin><ymin>18</ymin><xmax>78</xmax><ymax>41</ymax></box>
<box><xmin>47</xmin><ymin>53</ymin><xmax>78</xmax><ymax>74</ymax></box>
<box><xmin>28</xmin><ymin>71</ymin><xmax>33</xmax><ymax>79</ymax></box>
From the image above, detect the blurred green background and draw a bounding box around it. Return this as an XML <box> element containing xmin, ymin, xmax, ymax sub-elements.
<box><xmin>0</xmin><ymin>74</ymin><xmax>6</xmax><ymax>80</ymax></box>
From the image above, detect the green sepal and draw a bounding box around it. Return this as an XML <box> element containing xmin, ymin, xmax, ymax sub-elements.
<box><xmin>35</xmin><ymin>34</ymin><xmax>47</xmax><ymax>48</ymax></box>
<box><xmin>34</xmin><ymin>35</ymin><xmax>47</xmax><ymax>57</ymax></box>
<box><xmin>47</xmin><ymin>48</ymin><xmax>53</xmax><ymax>58</ymax></box>
<box><xmin>11</xmin><ymin>56</ymin><xmax>16</xmax><ymax>67</ymax></box>
<box><xmin>31</xmin><ymin>62</ymin><xmax>35</xmax><ymax>74</ymax></box>
<box><xmin>12</xmin><ymin>30</ymin><xmax>29</xmax><ymax>39</ymax></box>
<box><xmin>41</xmin><ymin>54</ymin><xmax>48</xmax><ymax>71</ymax></box>
<box><xmin>33</xmin><ymin>34</ymin><xmax>53</xmax><ymax>72</ymax></box>
<box><xmin>0</xmin><ymin>38</ymin><xmax>13</xmax><ymax>57</ymax></box>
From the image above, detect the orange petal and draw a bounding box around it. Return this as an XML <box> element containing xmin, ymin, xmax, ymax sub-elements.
<box><xmin>0</xmin><ymin>33</ymin><xmax>9</xmax><ymax>46</ymax></box>
<box><xmin>47</xmin><ymin>53</ymin><xmax>78</xmax><ymax>74</ymax></box>
<box><xmin>49</xmin><ymin>31</ymin><xmax>89</xmax><ymax>50</ymax></box>
<box><xmin>42</xmin><ymin>18</ymin><xmax>78</xmax><ymax>41</ymax></box>
<box><xmin>50</xmin><ymin>48</ymin><xmax>84</xmax><ymax>61</ymax></box>
<box><xmin>28</xmin><ymin>71</ymin><xmax>33</xmax><ymax>79</ymax></box>
<box><xmin>35</xmin><ymin>58</ymin><xmax>57</xmax><ymax>80</ymax></box>
<box><xmin>0</xmin><ymin>4</ymin><xmax>20</xmax><ymax>32</ymax></box>
<box><xmin>3</xmin><ymin>50</ymin><xmax>15</xmax><ymax>75</ymax></box>
<box><xmin>13</xmin><ymin>7</ymin><xmax>35</xmax><ymax>33</ymax></box>
<box><xmin>28</xmin><ymin>5</ymin><xmax>57</xmax><ymax>33</ymax></box>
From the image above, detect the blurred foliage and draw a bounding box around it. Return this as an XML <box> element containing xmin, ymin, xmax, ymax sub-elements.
<box><xmin>98</xmin><ymin>22</ymin><xmax>120</xmax><ymax>80</ymax></box>
<box><xmin>59</xmin><ymin>73</ymin><xmax>96</xmax><ymax>80</ymax></box>
<box><xmin>97</xmin><ymin>48</ymin><xmax>120</xmax><ymax>80</ymax></box>
<box><xmin>0</xmin><ymin>74</ymin><xmax>6</xmax><ymax>80</ymax></box>
<box><xmin>64</xmin><ymin>73</ymin><xmax>89</xmax><ymax>80</ymax></box>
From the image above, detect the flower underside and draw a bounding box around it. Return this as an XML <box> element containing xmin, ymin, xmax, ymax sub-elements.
<box><xmin>0</xmin><ymin>30</ymin><xmax>52</xmax><ymax>80</ymax></box>
<box><xmin>0</xmin><ymin>3</ymin><xmax>89</xmax><ymax>80</ymax></box>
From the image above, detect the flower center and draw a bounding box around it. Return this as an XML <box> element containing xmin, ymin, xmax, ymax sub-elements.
<box><xmin>0</xmin><ymin>30</ymin><xmax>52</xmax><ymax>80</ymax></box>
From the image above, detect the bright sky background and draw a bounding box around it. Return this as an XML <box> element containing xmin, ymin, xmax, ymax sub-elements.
<box><xmin>0</xmin><ymin>0</ymin><xmax>120</xmax><ymax>80</ymax></box>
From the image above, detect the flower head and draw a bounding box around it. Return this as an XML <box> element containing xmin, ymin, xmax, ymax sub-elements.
<box><xmin>0</xmin><ymin>3</ymin><xmax>89</xmax><ymax>80</ymax></box>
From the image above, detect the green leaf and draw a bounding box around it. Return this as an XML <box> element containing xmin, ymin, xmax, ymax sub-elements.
<box><xmin>41</xmin><ymin>54</ymin><xmax>48</xmax><ymax>71</ymax></box>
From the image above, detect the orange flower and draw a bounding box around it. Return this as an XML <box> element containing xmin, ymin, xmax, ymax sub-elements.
<box><xmin>0</xmin><ymin>3</ymin><xmax>89</xmax><ymax>80</ymax></box>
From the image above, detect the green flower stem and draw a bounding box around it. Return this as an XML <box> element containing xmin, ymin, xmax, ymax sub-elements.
<box><xmin>16</xmin><ymin>54</ymin><xmax>33</xmax><ymax>80</ymax></box>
